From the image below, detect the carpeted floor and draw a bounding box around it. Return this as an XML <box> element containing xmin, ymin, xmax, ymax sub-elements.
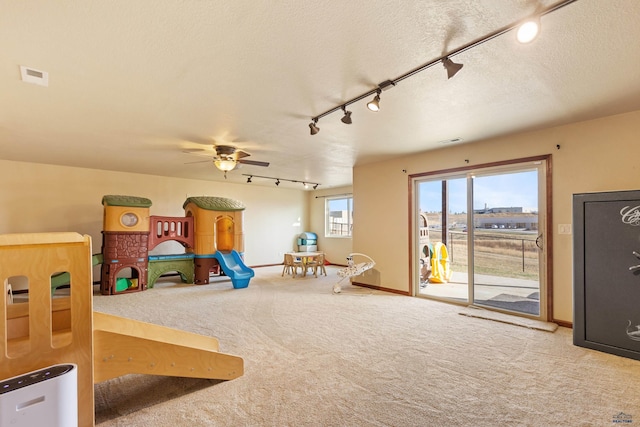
<box><xmin>93</xmin><ymin>265</ymin><xmax>640</xmax><ymax>426</ymax></box>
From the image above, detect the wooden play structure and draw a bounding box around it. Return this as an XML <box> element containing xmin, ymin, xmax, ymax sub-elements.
<box><xmin>1</xmin><ymin>232</ymin><xmax>244</xmax><ymax>426</ymax></box>
<box><xmin>100</xmin><ymin>195</ymin><xmax>254</xmax><ymax>295</ymax></box>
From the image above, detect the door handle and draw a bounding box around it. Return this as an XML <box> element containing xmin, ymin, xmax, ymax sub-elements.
<box><xmin>535</xmin><ymin>234</ymin><xmax>543</xmax><ymax>250</ymax></box>
<box><xmin>630</xmin><ymin>251</ymin><xmax>640</xmax><ymax>272</ymax></box>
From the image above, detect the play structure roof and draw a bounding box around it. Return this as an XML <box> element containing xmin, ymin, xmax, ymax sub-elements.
<box><xmin>183</xmin><ymin>196</ymin><xmax>245</xmax><ymax>211</ymax></box>
<box><xmin>102</xmin><ymin>195</ymin><xmax>153</xmax><ymax>208</ymax></box>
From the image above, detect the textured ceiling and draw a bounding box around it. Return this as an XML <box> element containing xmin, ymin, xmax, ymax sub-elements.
<box><xmin>1</xmin><ymin>0</ymin><xmax>639</xmax><ymax>190</ymax></box>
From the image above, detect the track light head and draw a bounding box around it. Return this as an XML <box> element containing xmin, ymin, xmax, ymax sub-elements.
<box><xmin>341</xmin><ymin>106</ymin><xmax>352</xmax><ymax>124</ymax></box>
<box><xmin>516</xmin><ymin>17</ymin><xmax>540</xmax><ymax>43</ymax></box>
<box><xmin>367</xmin><ymin>91</ymin><xmax>381</xmax><ymax>112</ymax></box>
<box><xmin>247</xmin><ymin>176</ymin><xmax>252</xmax><ymax>183</ymax></box>
<box><xmin>309</xmin><ymin>119</ymin><xmax>320</xmax><ymax>135</ymax></box>
<box><xmin>275</xmin><ymin>179</ymin><xmax>280</xmax><ymax>186</ymax></box>
<box><xmin>313</xmin><ymin>184</ymin><xmax>318</xmax><ymax>190</ymax></box>
<box><xmin>443</xmin><ymin>57</ymin><xmax>464</xmax><ymax>79</ymax></box>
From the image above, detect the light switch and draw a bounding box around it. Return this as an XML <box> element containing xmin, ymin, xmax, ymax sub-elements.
<box><xmin>558</xmin><ymin>224</ymin><xmax>572</xmax><ymax>234</ymax></box>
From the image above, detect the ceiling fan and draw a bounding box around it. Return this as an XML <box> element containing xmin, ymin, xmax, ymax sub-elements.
<box><xmin>184</xmin><ymin>145</ymin><xmax>269</xmax><ymax>178</ymax></box>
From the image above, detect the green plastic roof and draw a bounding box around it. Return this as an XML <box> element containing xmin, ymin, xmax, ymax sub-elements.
<box><xmin>183</xmin><ymin>196</ymin><xmax>245</xmax><ymax>211</ymax></box>
<box><xmin>102</xmin><ymin>195</ymin><xmax>153</xmax><ymax>208</ymax></box>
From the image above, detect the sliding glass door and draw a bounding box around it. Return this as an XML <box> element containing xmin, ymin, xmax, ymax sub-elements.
<box><xmin>414</xmin><ymin>159</ymin><xmax>547</xmax><ymax>319</ymax></box>
<box><xmin>417</xmin><ymin>177</ymin><xmax>469</xmax><ymax>302</ymax></box>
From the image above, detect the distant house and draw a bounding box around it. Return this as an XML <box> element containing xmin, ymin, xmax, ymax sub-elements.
<box><xmin>473</xmin><ymin>206</ymin><xmax>523</xmax><ymax>214</ymax></box>
<box><xmin>473</xmin><ymin>207</ymin><xmax>538</xmax><ymax>230</ymax></box>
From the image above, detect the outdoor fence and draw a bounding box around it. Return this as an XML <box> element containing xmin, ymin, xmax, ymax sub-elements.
<box><xmin>431</xmin><ymin>230</ymin><xmax>540</xmax><ymax>280</ymax></box>
<box><xmin>329</xmin><ymin>222</ymin><xmax>351</xmax><ymax>236</ymax></box>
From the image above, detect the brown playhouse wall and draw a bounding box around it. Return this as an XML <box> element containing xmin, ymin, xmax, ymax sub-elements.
<box><xmin>100</xmin><ymin>231</ymin><xmax>149</xmax><ymax>295</ymax></box>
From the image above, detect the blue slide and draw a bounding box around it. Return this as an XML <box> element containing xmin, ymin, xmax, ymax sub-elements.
<box><xmin>213</xmin><ymin>250</ymin><xmax>255</xmax><ymax>289</ymax></box>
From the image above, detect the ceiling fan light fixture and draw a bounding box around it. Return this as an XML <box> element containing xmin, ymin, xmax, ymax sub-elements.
<box><xmin>309</xmin><ymin>119</ymin><xmax>320</xmax><ymax>135</ymax></box>
<box><xmin>214</xmin><ymin>158</ymin><xmax>237</xmax><ymax>172</ymax></box>
<box><xmin>516</xmin><ymin>18</ymin><xmax>540</xmax><ymax>43</ymax></box>
<box><xmin>341</xmin><ymin>106</ymin><xmax>352</xmax><ymax>124</ymax></box>
<box><xmin>367</xmin><ymin>91</ymin><xmax>381</xmax><ymax>112</ymax></box>
<box><xmin>442</xmin><ymin>57</ymin><xmax>463</xmax><ymax>79</ymax></box>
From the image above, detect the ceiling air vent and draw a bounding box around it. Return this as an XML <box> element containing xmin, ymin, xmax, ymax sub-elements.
<box><xmin>20</xmin><ymin>66</ymin><xmax>49</xmax><ymax>87</ymax></box>
<box><xmin>439</xmin><ymin>137</ymin><xmax>463</xmax><ymax>145</ymax></box>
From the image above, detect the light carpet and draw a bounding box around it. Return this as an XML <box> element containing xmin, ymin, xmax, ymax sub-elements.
<box><xmin>94</xmin><ymin>265</ymin><xmax>640</xmax><ymax>426</ymax></box>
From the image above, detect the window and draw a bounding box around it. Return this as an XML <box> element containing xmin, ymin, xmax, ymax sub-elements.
<box><xmin>326</xmin><ymin>196</ymin><xmax>353</xmax><ymax>237</ymax></box>
<box><xmin>120</xmin><ymin>212</ymin><xmax>139</xmax><ymax>227</ymax></box>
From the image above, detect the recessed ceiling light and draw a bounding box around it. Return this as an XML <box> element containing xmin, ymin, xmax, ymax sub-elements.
<box><xmin>20</xmin><ymin>66</ymin><xmax>49</xmax><ymax>87</ymax></box>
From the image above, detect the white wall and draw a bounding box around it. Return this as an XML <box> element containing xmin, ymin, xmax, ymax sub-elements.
<box><xmin>353</xmin><ymin>109</ymin><xmax>640</xmax><ymax>324</ymax></box>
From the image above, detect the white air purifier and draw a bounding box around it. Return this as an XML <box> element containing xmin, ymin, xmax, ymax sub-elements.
<box><xmin>0</xmin><ymin>364</ymin><xmax>77</xmax><ymax>427</ymax></box>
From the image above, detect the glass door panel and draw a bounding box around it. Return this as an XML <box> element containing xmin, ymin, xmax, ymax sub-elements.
<box><xmin>471</xmin><ymin>170</ymin><xmax>541</xmax><ymax>316</ymax></box>
<box><xmin>417</xmin><ymin>177</ymin><xmax>469</xmax><ymax>303</ymax></box>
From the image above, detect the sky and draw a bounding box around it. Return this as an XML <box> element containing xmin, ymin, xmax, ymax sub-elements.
<box><xmin>418</xmin><ymin>170</ymin><xmax>538</xmax><ymax>214</ymax></box>
<box><xmin>327</xmin><ymin>197</ymin><xmax>349</xmax><ymax>211</ymax></box>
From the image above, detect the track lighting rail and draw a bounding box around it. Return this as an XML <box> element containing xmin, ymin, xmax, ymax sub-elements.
<box><xmin>242</xmin><ymin>174</ymin><xmax>320</xmax><ymax>189</ymax></box>
<box><xmin>309</xmin><ymin>0</ymin><xmax>578</xmax><ymax>127</ymax></box>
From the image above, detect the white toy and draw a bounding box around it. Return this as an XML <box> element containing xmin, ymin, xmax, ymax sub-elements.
<box><xmin>334</xmin><ymin>253</ymin><xmax>375</xmax><ymax>293</ymax></box>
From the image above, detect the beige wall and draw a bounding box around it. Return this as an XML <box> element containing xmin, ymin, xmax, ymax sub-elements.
<box><xmin>353</xmin><ymin>109</ymin><xmax>640</xmax><ymax>324</ymax></box>
<box><xmin>3</xmin><ymin>109</ymin><xmax>639</xmax><ymax>321</ymax></box>
<box><xmin>307</xmin><ymin>186</ymin><xmax>353</xmax><ymax>265</ymax></box>
<box><xmin>0</xmin><ymin>160</ymin><xmax>308</xmax><ymax>269</ymax></box>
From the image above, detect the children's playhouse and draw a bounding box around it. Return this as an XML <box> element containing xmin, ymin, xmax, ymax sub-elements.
<box><xmin>100</xmin><ymin>195</ymin><xmax>254</xmax><ymax>295</ymax></box>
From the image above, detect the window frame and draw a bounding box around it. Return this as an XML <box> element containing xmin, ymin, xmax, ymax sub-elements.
<box><xmin>325</xmin><ymin>196</ymin><xmax>353</xmax><ymax>238</ymax></box>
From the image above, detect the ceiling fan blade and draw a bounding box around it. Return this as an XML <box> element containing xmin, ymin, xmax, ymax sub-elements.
<box><xmin>182</xmin><ymin>149</ymin><xmax>212</xmax><ymax>159</ymax></box>
<box><xmin>234</xmin><ymin>149</ymin><xmax>251</xmax><ymax>159</ymax></box>
<box><xmin>184</xmin><ymin>159</ymin><xmax>211</xmax><ymax>165</ymax></box>
<box><xmin>238</xmin><ymin>159</ymin><xmax>269</xmax><ymax>167</ymax></box>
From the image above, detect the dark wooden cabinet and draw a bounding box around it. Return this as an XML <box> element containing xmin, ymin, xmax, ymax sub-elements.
<box><xmin>573</xmin><ymin>190</ymin><xmax>640</xmax><ymax>360</ymax></box>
